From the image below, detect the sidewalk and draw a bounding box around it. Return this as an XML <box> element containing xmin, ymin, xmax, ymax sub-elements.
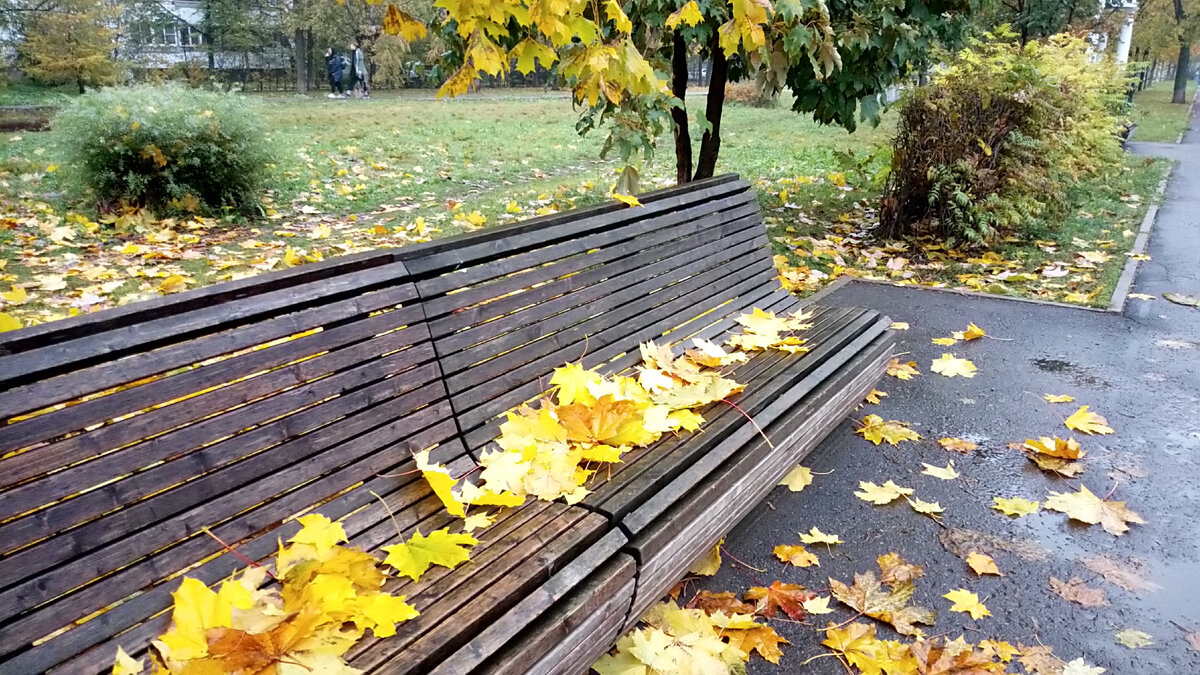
<box><xmin>691</xmin><ymin>104</ymin><xmax>1200</xmax><ymax>672</ymax></box>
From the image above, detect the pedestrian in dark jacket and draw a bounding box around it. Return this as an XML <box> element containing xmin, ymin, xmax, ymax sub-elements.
<box><xmin>324</xmin><ymin>48</ymin><xmax>345</xmax><ymax>97</ymax></box>
<box><xmin>349</xmin><ymin>41</ymin><xmax>369</xmax><ymax>98</ymax></box>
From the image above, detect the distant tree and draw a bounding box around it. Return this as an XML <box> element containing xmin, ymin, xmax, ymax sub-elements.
<box><xmin>20</xmin><ymin>0</ymin><xmax>120</xmax><ymax>93</ymax></box>
<box><xmin>1132</xmin><ymin>0</ymin><xmax>1199</xmax><ymax>102</ymax></box>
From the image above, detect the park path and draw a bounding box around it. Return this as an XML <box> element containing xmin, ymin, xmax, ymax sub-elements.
<box><xmin>691</xmin><ymin>105</ymin><xmax>1200</xmax><ymax>672</ymax></box>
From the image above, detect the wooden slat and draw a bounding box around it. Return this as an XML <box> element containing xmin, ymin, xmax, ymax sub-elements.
<box><xmin>0</xmin><ymin>259</ymin><xmax>411</xmax><ymax>388</ymax></box>
<box><xmin>625</xmin><ymin>330</ymin><xmax>895</xmax><ymax>625</ymax></box>
<box><xmin>431</xmin><ymin>529</ymin><xmax>628</xmax><ymax>674</ymax></box>
<box><xmin>479</xmin><ymin>553</ymin><xmax>637</xmax><ymax>675</ymax></box>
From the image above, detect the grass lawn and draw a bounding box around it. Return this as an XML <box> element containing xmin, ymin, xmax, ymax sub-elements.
<box><xmin>1131</xmin><ymin>80</ymin><xmax>1194</xmax><ymax>142</ymax></box>
<box><xmin>0</xmin><ymin>88</ymin><xmax>1163</xmax><ymax>325</ymax></box>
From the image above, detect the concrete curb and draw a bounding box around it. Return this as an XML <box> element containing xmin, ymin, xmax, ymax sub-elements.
<box><xmin>1107</xmin><ymin>167</ymin><xmax>1174</xmax><ymax>313</ymax></box>
<box><xmin>1173</xmin><ymin>89</ymin><xmax>1199</xmax><ymax>144</ymax></box>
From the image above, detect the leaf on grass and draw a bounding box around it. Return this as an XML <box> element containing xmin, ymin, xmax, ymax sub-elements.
<box><xmin>886</xmin><ymin>358</ymin><xmax>920</xmax><ymax>379</ymax></box>
<box><xmin>965</xmin><ymin>552</ymin><xmax>1003</xmax><ymax>576</ymax></box>
<box><xmin>744</xmin><ymin>581</ymin><xmax>814</xmax><ymax>620</ymax></box>
<box><xmin>1064</xmin><ymin>406</ymin><xmax>1114</xmax><ymax>435</ymax></box>
<box><xmin>922</xmin><ymin>461</ymin><xmax>959</xmax><ymax>480</ymax></box>
<box><xmin>931</xmin><ymin>353</ymin><xmax>978</xmax><ymax>378</ymax></box>
<box><xmin>857</xmin><ymin>414</ymin><xmax>921</xmax><ymax>445</ymax></box>
<box><xmin>943</xmin><ymin>588</ymin><xmax>990</xmax><ymax>619</ymax></box>
<box><xmin>778</xmin><ymin>465</ymin><xmax>813</xmax><ymax>492</ymax></box>
<box><xmin>939</xmin><ymin>437</ymin><xmax>978</xmax><ymax>453</ymax></box>
<box><xmin>1080</xmin><ymin>556</ymin><xmax>1161</xmax><ymax>593</ymax></box>
<box><xmin>774</xmin><ymin>544</ymin><xmax>819</xmax><ymax>567</ymax></box>
<box><xmin>799</xmin><ymin>527</ymin><xmax>842</xmax><ymax>545</ymax></box>
<box><xmin>1115</xmin><ymin>629</ymin><xmax>1153</xmax><ymax>649</ymax></box>
<box><xmin>1044</xmin><ymin>394</ymin><xmax>1075</xmax><ymax>403</ymax></box>
<box><xmin>1049</xmin><ymin>576</ymin><xmax>1108</xmax><ymax>607</ymax></box>
<box><xmin>1045</xmin><ymin>485</ymin><xmax>1145</xmax><ymax>535</ymax></box>
<box><xmin>854</xmin><ymin>480</ymin><xmax>914</xmax><ymax>505</ymax></box>
<box><xmin>992</xmin><ymin>496</ymin><xmax>1040</xmax><ymax>517</ymax></box>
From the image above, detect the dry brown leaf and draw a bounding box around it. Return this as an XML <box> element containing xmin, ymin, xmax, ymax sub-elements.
<box><xmin>939</xmin><ymin>528</ymin><xmax>1048</xmax><ymax>562</ymax></box>
<box><xmin>1185</xmin><ymin>632</ymin><xmax>1200</xmax><ymax>651</ymax></box>
<box><xmin>939</xmin><ymin>437</ymin><xmax>978</xmax><ymax>453</ymax></box>
<box><xmin>687</xmin><ymin>590</ymin><xmax>755</xmax><ymax>616</ymax></box>
<box><xmin>1049</xmin><ymin>576</ymin><xmax>1108</xmax><ymax>607</ymax></box>
<box><xmin>1080</xmin><ymin>556</ymin><xmax>1161</xmax><ymax>593</ymax></box>
<box><xmin>878</xmin><ymin>552</ymin><xmax>925</xmax><ymax>585</ymax></box>
<box><xmin>1018</xmin><ymin>644</ymin><xmax>1063</xmax><ymax>674</ymax></box>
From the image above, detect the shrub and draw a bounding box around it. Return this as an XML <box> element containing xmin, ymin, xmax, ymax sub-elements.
<box><xmin>53</xmin><ymin>83</ymin><xmax>274</xmax><ymax>216</ymax></box>
<box><xmin>881</xmin><ymin>30</ymin><xmax>1127</xmax><ymax>244</ymax></box>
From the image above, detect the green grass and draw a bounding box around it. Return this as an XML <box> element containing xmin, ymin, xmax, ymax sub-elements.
<box><xmin>1131</xmin><ymin>80</ymin><xmax>1194</xmax><ymax>143</ymax></box>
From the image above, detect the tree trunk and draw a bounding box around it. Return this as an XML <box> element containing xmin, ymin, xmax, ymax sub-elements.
<box><xmin>294</xmin><ymin>28</ymin><xmax>308</xmax><ymax>94</ymax></box>
<box><xmin>1172</xmin><ymin>43</ymin><xmax>1190</xmax><ymax>103</ymax></box>
<box><xmin>670</xmin><ymin>31</ymin><xmax>693</xmax><ymax>184</ymax></box>
<box><xmin>693</xmin><ymin>43</ymin><xmax>728</xmax><ymax>181</ymax></box>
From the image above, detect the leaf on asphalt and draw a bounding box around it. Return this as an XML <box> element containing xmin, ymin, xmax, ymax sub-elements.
<box><xmin>1080</xmin><ymin>556</ymin><xmax>1161</xmax><ymax>593</ymax></box>
<box><xmin>778</xmin><ymin>465</ymin><xmax>813</xmax><ymax>492</ymax></box>
<box><xmin>1064</xmin><ymin>405</ymin><xmax>1114</xmax><ymax>435</ymax></box>
<box><xmin>938</xmin><ymin>437</ymin><xmax>978</xmax><ymax>453</ymax></box>
<box><xmin>854</xmin><ymin>480</ymin><xmax>914</xmax><ymax>505</ymax></box>
<box><xmin>722</xmin><ymin>624</ymin><xmax>789</xmax><ymax>664</ymax></box>
<box><xmin>856</xmin><ymin>414</ymin><xmax>921</xmax><ymax>445</ymax></box>
<box><xmin>965</xmin><ymin>552</ymin><xmax>1003</xmax><ymax>576</ymax></box>
<box><xmin>877</xmin><ymin>552</ymin><xmax>925</xmax><ymax>585</ymax></box>
<box><xmin>1024</xmin><ymin>436</ymin><xmax>1085</xmax><ymax>459</ymax></box>
<box><xmin>1018</xmin><ymin>645</ymin><xmax>1063</xmax><ymax>675</ymax></box>
<box><xmin>773</xmin><ymin>544</ymin><xmax>819</xmax><ymax>568</ymax></box>
<box><xmin>1163</xmin><ymin>292</ymin><xmax>1200</xmax><ymax>307</ymax></box>
<box><xmin>952</xmin><ymin>322</ymin><xmax>986</xmax><ymax>341</ymax></box>
<box><xmin>744</xmin><ymin>581</ymin><xmax>814</xmax><ymax>620</ymax></box>
<box><xmin>922</xmin><ymin>461</ymin><xmax>959</xmax><ymax>480</ymax></box>
<box><xmin>1062</xmin><ymin>657</ymin><xmax>1107</xmax><ymax>675</ymax></box>
<box><xmin>1049</xmin><ymin>576</ymin><xmax>1108</xmax><ymax>607</ymax></box>
<box><xmin>907</xmin><ymin>497</ymin><xmax>944</xmax><ymax>521</ymax></box>
<box><xmin>1045</xmin><ymin>485</ymin><xmax>1145</xmax><ymax>535</ymax></box>
<box><xmin>1114</xmin><ymin>629</ymin><xmax>1153</xmax><ymax>649</ymax></box>
<box><xmin>943</xmin><ymin>588</ymin><xmax>991</xmax><ymax>619</ymax></box>
<box><xmin>931</xmin><ymin>353</ymin><xmax>978</xmax><ymax>378</ymax></box>
<box><xmin>802</xmin><ymin>596</ymin><xmax>834</xmax><ymax>615</ymax></box>
<box><xmin>932</xmin><ymin>336</ymin><xmax>958</xmax><ymax>346</ymax></box>
<box><xmin>992</xmin><ymin>496</ymin><xmax>1040</xmax><ymax>517</ymax></box>
<box><xmin>939</xmin><ymin>528</ymin><xmax>1049</xmax><ymax>562</ymax></box>
<box><xmin>799</xmin><ymin>527</ymin><xmax>843</xmax><ymax>545</ymax></box>
<box><xmin>829</xmin><ymin>568</ymin><xmax>937</xmax><ymax>637</ymax></box>
<box><xmin>890</xmin><ymin>321</ymin><xmax>910</xmax><ymax>330</ymax></box>
<box><xmin>864</xmin><ymin>389</ymin><xmax>888</xmax><ymax>404</ymax></box>
<box><xmin>886</xmin><ymin>358</ymin><xmax>920</xmax><ymax>380</ymax></box>
<box><xmin>689</xmin><ymin>541</ymin><xmax>722</xmax><ymax>576</ymax></box>
<box><xmin>687</xmin><ymin>590</ymin><xmax>756</xmax><ymax>616</ymax></box>
<box><xmin>1044</xmin><ymin>393</ymin><xmax>1075</xmax><ymax>403</ymax></box>
<box><xmin>1186</xmin><ymin>632</ymin><xmax>1200</xmax><ymax>652</ymax></box>
<box><xmin>1026</xmin><ymin>452</ymin><xmax>1087</xmax><ymax>477</ymax></box>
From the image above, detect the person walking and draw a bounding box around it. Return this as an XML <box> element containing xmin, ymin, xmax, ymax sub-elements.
<box><xmin>349</xmin><ymin>41</ymin><xmax>369</xmax><ymax>99</ymax></box>
<box><xmin>324</xmin><ymin>48</ymin><xmax>345</xmax><ymax>98</ymax></box>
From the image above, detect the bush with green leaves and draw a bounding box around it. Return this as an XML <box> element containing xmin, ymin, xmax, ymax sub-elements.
<box><xmin>53</xmin><ymin>84</ymin><xmax>273</xmax><ymax>216</ymax></box>
<box><xmin>881</xmin><ymin>30</ymin><xmax>1128</xmax><ymax>244</ymax></box>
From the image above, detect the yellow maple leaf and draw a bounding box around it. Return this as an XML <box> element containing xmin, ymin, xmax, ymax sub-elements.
<box><xmin>2</xmin><ymin>285</ymin><xmax>27</xmax><ymax>304</ymax></box>
<box><xmin>854</xmin><ymin>480</ymin><xmax>914</xmax><ymax>505</ymax></box>
<box><xmin>952</xmin><ymin>323</ymin><xmax>986</xmax><ymax>340</ymax></box>
<box><xmin>158</xmin><ymin>274</ymin><xmax>188</xmax><ymax>294</ymax></box>
<box><xmin>1044</xmin><ymin>485</ymin><xmax>1145</xmax><ymax>535</ymax></box>
<box><xmin>289</xmin><ymin>514</ymin><xmax>349</xmax><ymax>553</ymax></box>
<box><xmin>722</xmin><ymin>624</ymin><xmax>789</xmax><ymax>664</ymax></box>
<box><xmin>559</xmin><ymin>395</ymin><xmax>655</xmax><ymax>446</ymax></box>
<box><xmin>943</xmin><ymin>588</ymin><xmax>990</xmax><ymax>619</ymax></box>
<box><xmin>668</xmin><ymin>409</ymin><xmax>705</xmax><ymax>431</ymax></box>
<box><xmin>799</xmin><ymin>527</ymin><xmax>842</xmax><ymax>545</ymax></box>
<box><xmin>550</xmin><ymin>362</ymin><xmax>602</xmax><ymax>405</ymax></box>
<box><xmin>690</xmin><ymin>541</ymin><xmax>722</xmax><ymax>576</ymax></box>
<box><xmin>885</xmin><ymin>357</ymin><xmax>920</xmax><ymax>379</ymax></box>
<box><xmin>112</xmin><ymin>646</ymin><xmax>143</xmax><ymax>675</ymax></box>
<box><xmin>665</xmin><ymin>0</ymin><xmax>704</xmax><ymax>29</ymax></box>
<box><xmin>1064</xmin><ymin>405</ymin><xmax>1114</xmax><ymax>435</ymax></box>
<box><xmin>864</xmin><ymin>389</ymin><xmax>887</xmax><ymax>404</ymax></box>
<box><xmin>931</xmin><ymin>353</ymin><xmax>977</xmax><ymax>378</ymax></box>
<box><xmin>921</xmin><ymin>461</ymin><xmax>959</xmax><ymax>480</ymax></box>
<box><xmin>414</xmin><ymin>449</ymin><xmax>467</xmax><ymax>517</ymax></box>
<box><xmin>778</xmin><ymin>465</ymin><xmax>813</xmax><ymax>492</ymax></box>
<box><xmin>856</xmin><ymin>414</ymin><xmax>921</xmax><ymax>445</ymax></box>
<box><xmin>351</xmin><ymin>593</ymin><xmax>419</xmax><ymax>638</ymax></box>
<box><xmin>159</xmin><ymin>577</ymin><xmax>235</xmax><ymax>660</ymax></box>
<box><xmin>992</xmin><ymin>496</ymin><xmax>1040</xmax><ymax>517</ymax></box>
<box><xmin>966</xmin><ymin>552</ymin><xmax>1003</xmax><ymax>576</ymax></box>
<box><xmin>1024</xmin><ymin>436</ymin><xmax>1084</xmax><ymax>459</ymax></box>
<box><xmin>1044</xmin><ymin>393</ymin><xmax>1074</xmax><ymax>403</ymax></box>
<box><xmin>908</xmin><ymin>497</ymin><xmax>944</xmax><ymax>518</ymax></box>
<box><xmin>461</xmin><ymin>511</ymin><xmax>495</xmax><ymax>533</ymax></box>
<box><xmin>802</xmin><ymin>596</ymin><xmax>834</xmax><ymax>614</ymax></box>
<box><xmin>938</xmin><ymin>437</ymin><xmax>978</xmax><ymax>453</ymax></box>
<box><xmin>889</xmin><ymin>321</ymin><xmax>910</xmax><ymax>330</ymax></box>
<box><xmin>382</xmin><ymin>4</ymin><xmax>427</xmax><ymax>41</ymax></box>
<box><xmin>0</xmin><ymin>312</ymin><xmax>20</xmax><ymax>333</ymax></box>
<box><xmin>932</xmin><ymin>336</ymin><xmax>958</xmax><ymax>346</ymax></box>
<box><xmin>311</xmin><ymin>223</ymin><xmax>332</xmax><ymax>239</ymax></box>
<box><xmin>774</xmin><ymin>544</ymin><xmax>819</xmax><ymax>567</ymax></box>
<box><xmin>382</xmin><ymin>528</ymin><xmax>478</xmax><ymax>582</ymax></box>
<box><xmin>609</xmin><ymin>190</ymin><xmax>642</xmax><ymax>207</ymax></box>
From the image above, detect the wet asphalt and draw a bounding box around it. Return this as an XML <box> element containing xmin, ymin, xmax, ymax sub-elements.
<box><xmin>690</xmin><ymin>116</ymin><xmax>1200</xmax><ymax>672</ymax></box>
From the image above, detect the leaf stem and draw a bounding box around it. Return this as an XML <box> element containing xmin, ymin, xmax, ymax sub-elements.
<box><xmin>201</xmin><ymin>526</ymin><xmax>276</xmax><ymax>580</ymax></box>
<box><xmin>720</xmin><ymin>398</ymin><xmax>773</xmax><ymax>449</ymax></box>
<box><xmin>719</xmin><ymin>545</ymin><xmax>766</xmax><ymax>573</ymax></box>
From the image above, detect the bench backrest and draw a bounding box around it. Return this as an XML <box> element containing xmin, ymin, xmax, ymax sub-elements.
<box><xmin>0</xmin><ymin>251</ymin><xmax>466</xmax><ymax>674</ymax></box>
<box><xmin>394</xmin><ymin>175</ymin><xmax>778</xmax><ymax>453</ymax></box>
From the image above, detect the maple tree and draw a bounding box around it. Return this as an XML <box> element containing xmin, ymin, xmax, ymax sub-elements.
<box><xmin>19</xmin><ymin>0</ymin><xmax>119</xmax><ymax>94</ymax></box>
<box><xmin>380</xmin><ymin>0</ymin><xmax>970</xmax><ymax>194</ymax></box>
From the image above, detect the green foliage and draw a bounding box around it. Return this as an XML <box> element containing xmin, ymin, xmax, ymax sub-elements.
<box><xmin>53</xmin><ymin>84</ymin><xmax>274</xmax><ymax>216</ymax></box>
<box><xmin>881</xmin><ymin>30</ymin><xmax>1128</xmax><ymax>245</ymax></box>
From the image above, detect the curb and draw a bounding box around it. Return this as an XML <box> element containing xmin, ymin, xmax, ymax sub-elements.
<box><xmin>1174</xmin><ymin>89</ymin><xmax>1198</xmax><ymax>144</ymax></box>
<box><xmin>1107</xmin><ymin>166</ymin><xmax>1173</xmax><ymax>313</ymax></box>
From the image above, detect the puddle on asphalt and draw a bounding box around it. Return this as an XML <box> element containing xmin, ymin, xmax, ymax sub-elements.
<box><xmin>1031</xmin><ymin>358</ymin><xmax>1112</xmax><ymax>389</ymax></box>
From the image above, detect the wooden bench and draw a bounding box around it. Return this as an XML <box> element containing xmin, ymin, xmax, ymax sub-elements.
<box><xmin>0</xmin><ymin>175</ymin><xmax>894</xmax><ymax>674</ymax></box>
